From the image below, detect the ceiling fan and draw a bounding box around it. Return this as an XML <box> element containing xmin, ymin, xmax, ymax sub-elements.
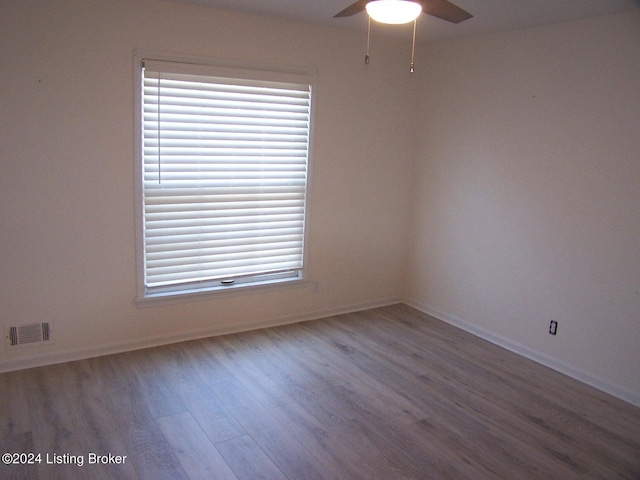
<box><xmin>333</xmin><ymin>0</ymin><xmax>473</xmax><ymax>72</ymax></box>
<box><xmin>334</xmin><ymin>0</ymin><xmax>473</xmax><ymax>24</ymax></box>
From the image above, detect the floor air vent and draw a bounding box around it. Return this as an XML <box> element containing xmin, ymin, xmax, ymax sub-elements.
<box><xmin>7</xmin><ymin>322</ymin><xmax>52</xmax><ymax>348</ymax></box>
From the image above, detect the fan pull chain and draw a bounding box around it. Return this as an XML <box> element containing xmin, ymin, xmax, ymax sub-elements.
<box><xmin>410</xmin><ymin>17</ymin><xmax>417</xmax><ymax>73</ymax></box>
<box><xmin>365</xmin><ymin>15</ymin><xmax>371</xmax><ymax>65</ymax></box>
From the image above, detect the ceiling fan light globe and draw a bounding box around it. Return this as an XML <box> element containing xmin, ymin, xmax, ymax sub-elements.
<box><xmin>365</xmin><ymin>0</ymin><xmax>422</xmax><ymax>24</ymax></box>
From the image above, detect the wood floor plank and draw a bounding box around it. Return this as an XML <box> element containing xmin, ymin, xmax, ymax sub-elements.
<box><xmin>270</xmin><ymin>394</ymin><xmax>400</xmax><ymax>480</ymax></box>
<box><xmin>96</xmin><ymin>354</ymin><xmax>191</xmax><ymax>480</ymax></box>
<box><xmin>263</xmin><ymin>325</ymin><xmax>352</xmax><ymax>387</ymax></box>
<box><xmin>212</xmin><ymin>379</ymin><xmax>336</xmax><ymax>480</ymax></box>
<box><xmin>22</xmin><ymin>365</ymin><xmax>95</xmax><ymax>479</ymax></box>
<box><xmin>0</xmin><ymin>370</ymin><xmax>33</xmax><ymax>436</ymax></box>
<box><xmin>215</xmin><ymin>435</ymin><xmax>288</xmax><ymax>480</ymax></box>
<box><xmin>1</xmin><ymin>304</ymin><xmax>639</xmax><ymax>480</ymax></box>
<box><xmin>266</xmin><ymin>325</ymin><xmax>495</xmax><ymax>479</ymax></box>
<box><xmin>156</xmin><ymin>412</ymin><xmax>238</xmax><ymax>480</ymax></box>
<box><xmin>152</xmin><ymin>344</ymin><xmax>246</xmax><ymax>445</ymax></box>
<box><xmin>121</xmin><ymin>349</ymin><xmax>188</xmax><ymax>420</ymax></box>
<box><xmin>378</xmin><ymin>305</ymin><xmax>640</xmax><ymax>453</ymax></box>
<box><xmin>418</xmin><ymin>364</ymin><xmax>640</xmax><ymax>475</ymax></box>
<box><xmin>0</xmin><ymin>369</ymin><xmax>37</xmax><ymax>480</ymax></box>
<box><xmin>328</xmin><ymin>310</ymin><xmax>638</xmax><ymax>476</ymax></box>
<box><xmin>262</xmin><ymin>325</ymin><xmax>426</xmax><ymax>427</ymax></box>
<box><xmin>300</xmin><ymin>315</ymin><xmax>594</xmax><ymax>479</ymax></box>
<box><xmin>299</xmin><ymin>385</ymin><xmax>479</xmax><ymax>480</ymax></box>
<box><xmin>51</xmin><ymin>359</ymin><xmax>140</xmax><ymax>480</ymax></box>
<box><xmin>202</xmin><ymin>335</ymin><xmax>298</xmax><ymax>409</ymax></box>
<box><xmin>177</xmin><ymin>338</ymin><xmax>237</xmax><ymax>387</ymax></box>
<box><xmin>224</xmin><ymin>329</ymin><xmax>334</xmax><ymax>401</ymax></box>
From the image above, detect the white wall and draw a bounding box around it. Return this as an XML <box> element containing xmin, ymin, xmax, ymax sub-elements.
<box><xmin>0</xmin><ymin>0</ymin><xmax>415</xmax><ymax>369</ymax></box>
<box><xmin>407</xmin><ymin>11</ymin><xmax>640</xmax><ymax>403</ymax></box>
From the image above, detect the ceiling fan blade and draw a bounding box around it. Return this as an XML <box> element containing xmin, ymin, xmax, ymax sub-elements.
<box><xmin>334</xmin><ymin>0</ymin><xmax>473</xmax><ymax>23</ymax></box>
<box><xmin>420</xmin><ymin>0</ymin><xmax>473</xmax><ymax>23</ymax></box>
<box><xmin>334</xmin><ymin>0</ymin><xmax>369</xmax><ymax>17</ymax></box>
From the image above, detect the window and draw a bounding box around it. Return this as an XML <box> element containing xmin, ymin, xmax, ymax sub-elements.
<box><xmin>135</xmin><ymin>54</ymin><xmax>314</xmax><ymax>301</ymax></box>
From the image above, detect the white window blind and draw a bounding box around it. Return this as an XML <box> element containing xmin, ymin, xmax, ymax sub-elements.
<box><xmin>140</xmin><ymin>60</ymin><xmax>312</xmax><ymax>295</ymax></box>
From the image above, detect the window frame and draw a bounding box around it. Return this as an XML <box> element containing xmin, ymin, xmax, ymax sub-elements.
<box><xmin>133</xmin><ymin>51</ymin><xmax>316</xmax><ymax>306</ymax></box>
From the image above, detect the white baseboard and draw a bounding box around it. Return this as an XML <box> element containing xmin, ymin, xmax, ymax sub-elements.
<box><xmin>403</xmin><ymin>299</ymin><xmax>640</xmax><ymax>407</ymax></box>
<box><xmin>0</xmin><ymin>297</ymin><xmax>399</xmax><ymax>374</ymax></box>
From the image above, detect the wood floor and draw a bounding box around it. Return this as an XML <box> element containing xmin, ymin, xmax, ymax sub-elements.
<box><xmin>1</xmin><ymin>304</ymin><xmax>639</xmax><ymax>479</ymax></box>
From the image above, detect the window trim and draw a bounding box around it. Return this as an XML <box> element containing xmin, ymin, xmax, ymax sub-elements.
<box><xmin>133</xmin><ymin>50</ymin><xmax>316</xmax><ymax>306</ymax></box>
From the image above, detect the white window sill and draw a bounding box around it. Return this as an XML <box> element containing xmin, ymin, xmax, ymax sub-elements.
<box><xmin>135</xmin><ymin>277</ymin><xmax>311</xmax><ymax>309</ymax></box>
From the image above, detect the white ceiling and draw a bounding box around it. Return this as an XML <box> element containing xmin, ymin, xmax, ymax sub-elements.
<box><xmin>170</xmin><ymin>0</ymin><xmax>640</xmax><ymax>42</ymax></box>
